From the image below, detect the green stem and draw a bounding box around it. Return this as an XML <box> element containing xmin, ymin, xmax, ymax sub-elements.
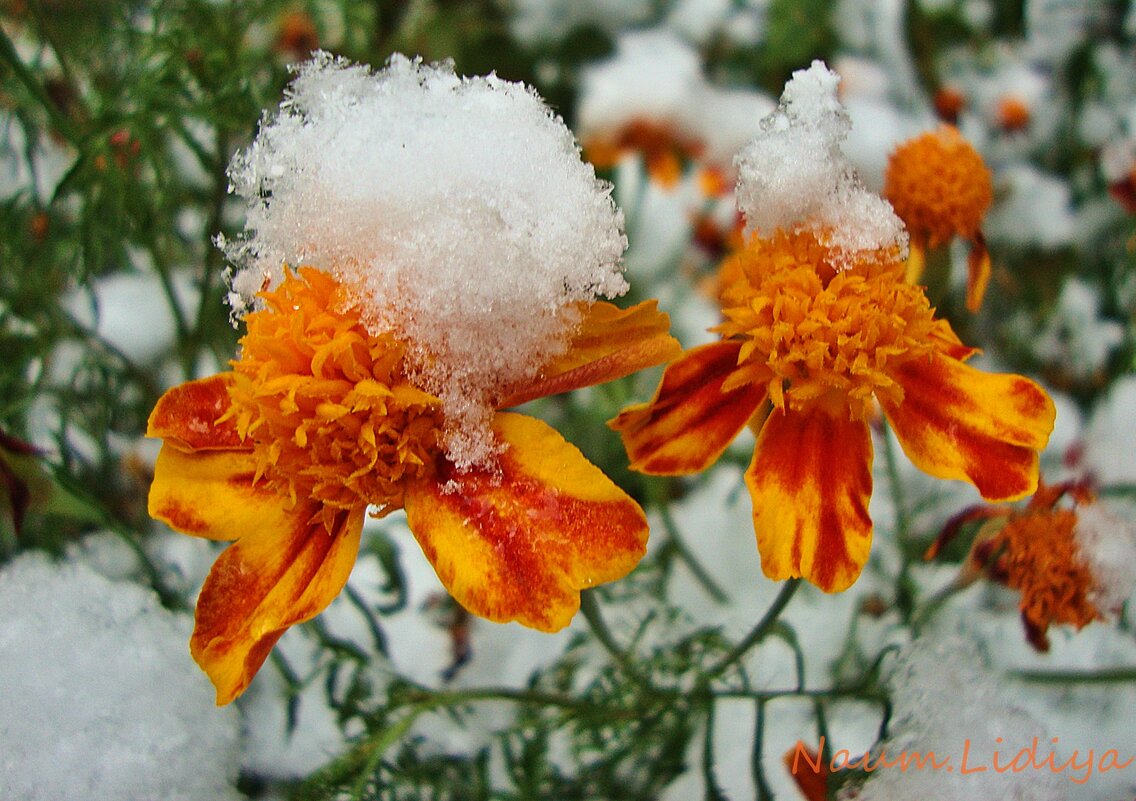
<box><xmin>751</xmin><ymin>700</ymin><xmax>774</xmax><ymax>801</ymax></box>
<box><xmin>702</xmin><ymin>579</ymin><xmax>801</xmax><ymax>684</ymax></box>
<box><xmin>397</xmin><ymin>685</ymin><xmax>646</xmax><ymax>717</ymax></box>
<box><xmin>716</xmin><ymin>685</ymin><xmax>888</xmax><ymax>704</ymax></box>
<box><xmin>579</xmin><ymin>589</ymin><xmax>650</xmax><ymax>687</ymax></box>
<box><xmin>909</xmin><ymin>579</ymin><xmax>970</xmax><ymax>633</ymax></box>
<box><xmin>0</xmin><ymin>27</ymin><xmax>82</xmax><ymax>145</ymax></box>
<box><xmin>1012</xmin><ymin>667</ymin><xmax>1136</xmax><ymax>684</ymax></box>
<box><xmin>881</xmin><ymin>422</ymin><xmax>910</xmax><ymax>545</ymax></box>
<box><xmin>349</xmin><ymin>711</ymin><xmax>421</xmax><ymax>800</ymax></box>
<box><xmin>648</xmin><ymin>480</ymin><xmax>730</xmax><ymax>604</ymax></box>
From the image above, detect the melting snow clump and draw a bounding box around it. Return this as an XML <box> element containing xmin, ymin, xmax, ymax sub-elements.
<box><xmin>1073</xmin><ymin>502</ymin><xmax>1136</xmax><ymax>617</ymax></box>
<box><xmin>734</xmin><ymin>60</ymin><xmax>908</xmax><ymax>264</ymax></box>
<box><xmin>0</xmin><ymin>554</ymin><xmax>243</xmax><ymax>801</ymax></box>
<box><xmin>222</xmin><ymin>52</ymin><xmax>629</xmax><ymax>467</ymax></box>
<box><xmin>847</xmin><ymin>634</ymin><xmax>1062</xmax><ymax>801</ymax></box>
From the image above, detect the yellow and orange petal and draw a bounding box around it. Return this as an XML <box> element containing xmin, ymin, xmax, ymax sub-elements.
<box><xmin>191</xmin><ymin>502</ymin><xmax>365</xmax><ymax>704</ymax></box>
<box><xmin>747</xmin><ymin>406</ymin><xmax>873</xmax><ymax>592</ymax></box>
<box><xmin>404</xmin><ymin>412</ymin><xmax>648</xmax><ymax>631</ymax></box>
<box><xmin>224</xmin><ymin>267</ymin><xmax>444</xmax><ymax>516</ymax></box>
<box><xmin>498</xmin><ymin>299</ymin><xmax>681</xmax><ymax>409</ymax></box>
<box><xmin>879</xmin><ymin>351</ymin><xmax>1054</xmax><ymax>502</ymax></box>
<box><xmin>150</xmin><ymin>447</ymin><xmax>293</xmax><ymax>541</ymax></box>
<box><xmin>147</xmin><ymin>374</ymin><xmax>244</xmax><ymax>452</ymax></box>
<box><xmin>884</xmin><ymin>126</ymin><xmax>993</xmax><ymax>250</ymax></box>
<box><xmin>715</xmin><ymin>230</ymin><xmax>939</xmax><ymax>420</ymax></box>
<box><xmin>964</xmin><ymin>232</ymin><xmax>992</xmax><ymax>313</ymax></box>
<box><xmin>609</xmin><ymin>339</ymin><xmax>766</xmax><ymax>475</ymax></box>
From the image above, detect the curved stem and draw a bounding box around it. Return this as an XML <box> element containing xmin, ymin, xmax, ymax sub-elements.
<box><xmin>647</xmin><ymin>478</ymin><xmax>730</xmax><ymax>604</ymax></box>
<box><xmin>702</xmin><ymin>579</ymin><xmax>802</xmax><ymax>684</ymax></box>
<box><xmin>579</xmin><ymin>589</ymin><xmax>650</xmax><ymax>687</ymax></box>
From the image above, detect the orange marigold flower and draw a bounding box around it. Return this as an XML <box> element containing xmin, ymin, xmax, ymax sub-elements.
<box><xmin>938</xmin><ymin>482</ymin><xmax>1124</xmax><ymax>652</ymax></box>
<box><xmin>148</xmin><ymin>267</ymin><xmax>680</xmax><ymax>704</ymax></box>
<box><xmin>583</xmin><ymin>118</ymin><xmax>702</xmax><ymax>189</ymax></box>
<box><xmin>611</xmin><ymin>229</ymin><xmax>1054</xmax><ymax>593</ymax></box>
<box><xmin>884</xmin><ymin>125</ymin><xmax>994</xmax><ymax>311</ymax></box>
<box><xmin>996</xmin><ymin>95</ymin><xmax>1031</xmax><ymax>133</ymax></box>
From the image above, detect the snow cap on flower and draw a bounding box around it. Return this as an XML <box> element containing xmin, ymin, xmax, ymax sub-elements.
<box><xmin>734</xmin><ymin>60</ymin><xmax>907</xmax><ymax>265</ymax></box>
<box><xmin>221</xmin><ymin>53</ymin><xmax>629</xmax><ymax>466</ymax></box>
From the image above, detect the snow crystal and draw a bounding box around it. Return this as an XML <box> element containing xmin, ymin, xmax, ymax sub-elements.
<box><xmin>734</xmin><ymin>60</ymin><xmax>908</xmax><ymax>265</ymax></box>
<box><xmin>0</xmin><ymin>554</ymin><xmax>242</xmax><ymax>801</ymax></box>
<box><xmin>1082</xmin><ymin>375</ymin><xmax>1136</xmax><ymax>485</ymax></box>
<box><xmin>985</xmin><ymin>164</ymin><xmax>1075</xmax><ymax>248</ymax></box>
<box><xmin>577</xmin><ymin>29</ymin><xmax>703</xmax><ymax>144</ymax></box>
<box><xmin>65</xmin><ymin>269</ymin><xmax>199</xmax><ymax>365</ymax></box>
<box><xmin>1032</xmin><ymin>278</ymin><xmax>1125</xmax><ymax>381</ymax></box>
<box><xmin>678</xmin><ymin>85</ymin><xmax>776</xmax><ymax>169</ymax></box>
<box><xmin>849</xmin><ymin>634</ymin><xmax>1063</xmax><ymax>801</ymax></box>
<box><xmin>1073</xmin><ymin>503</ymin><xmax>1136</xmax><ymax>617</ymax></box>
<box><xmin>222</xmin><ymin>53</ymin><xmax>629</xmax><ymax>467</ymax></box>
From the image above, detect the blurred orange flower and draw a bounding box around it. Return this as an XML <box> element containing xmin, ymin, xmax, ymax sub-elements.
<box><xmin>884</xmin><ymin>126</ymin><xmax>994</xmax><ymax>311</ymax></box>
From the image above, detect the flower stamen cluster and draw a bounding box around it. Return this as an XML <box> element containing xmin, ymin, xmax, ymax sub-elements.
<box><xmin>715</xmin><ymin>230</ymin><xmax>943</xmax><ymax>419</ymax></box>
<box><xmin>223</xmin><ymin>268</ymin><xmax>444</xmax><ymax>520</ymax></box>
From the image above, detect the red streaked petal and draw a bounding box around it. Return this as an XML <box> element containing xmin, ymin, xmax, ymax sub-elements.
<box><xmin>609</xmin><ymin>340</ymin><xmax>766</xmax><ymax>475</ymax></box>
<box><xmin>149</xmin><ymin>445</ymin><xmax>291</xmax><ymax>541</ymax></box>
<box><xmin>929</xmin><ymin>319</ymin><xmax>979</xmax><ymax>362</ymax></box>
<box><xmin>747</xmin><ymin>407</ymin><xmax>873</xmax><ymax>593</ymax></box>
<box><xmin>404</xmin><ymin>412</ymin><xmax>648</xmax><ymax>632</ymax></box>
<box><xmin>498</xmin><ymin>300</ymin><xmax>681</xmax><ymax>409</ymax></box>
<box><xmin>147</xmin><ymin>374</ymin><xmax>244</xmax><ymax>452</ymax></box>
<box><xmin>881</xmin><ymin>351</ymin><xmax>1054</xmax><ymax>501</ymax></box>
<box><xmin>191</xmin><ymin>503</ymin><xmax>364</xmax><ymax>705</ymax></box>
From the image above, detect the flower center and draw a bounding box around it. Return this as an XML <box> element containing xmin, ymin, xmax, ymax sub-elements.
<box><xmin>224</xmin><ymin>267</ymin><xmax>445</xmax><ymax>516</ymax></box>
<box><xmin>715</xmin><ymin>230</ymin><xmax>941</xmax><ymax>419</ymax></box>
<box><xmin>884</xmin><ymin>125</ymin><xmax>992</xmax><ymax>247</ymax></box>
<box><xmin>993</xmin><ymin>506</ymin><xmax>1100</xmax><ymax>651</ymax></box>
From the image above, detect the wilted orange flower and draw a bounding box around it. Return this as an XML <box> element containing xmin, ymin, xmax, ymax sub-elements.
<box><xmin>611</xmin><ymin>229</ymin><xmax>1054</xmax><ymax>592</ymax></box>
<box><xmin>148</xmin><ymin>267</ymin><xmax>679</xmax><ymax>704</ymax></box>
<box><xmin>932</xmin><ymin>481</ymin><xmax>1105</xmax><ymax>652</ymax></box>
<box><xmin>884</xmin><ymin>126</ymin><xmax>994</xmax><ymax>312</ymax></box>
